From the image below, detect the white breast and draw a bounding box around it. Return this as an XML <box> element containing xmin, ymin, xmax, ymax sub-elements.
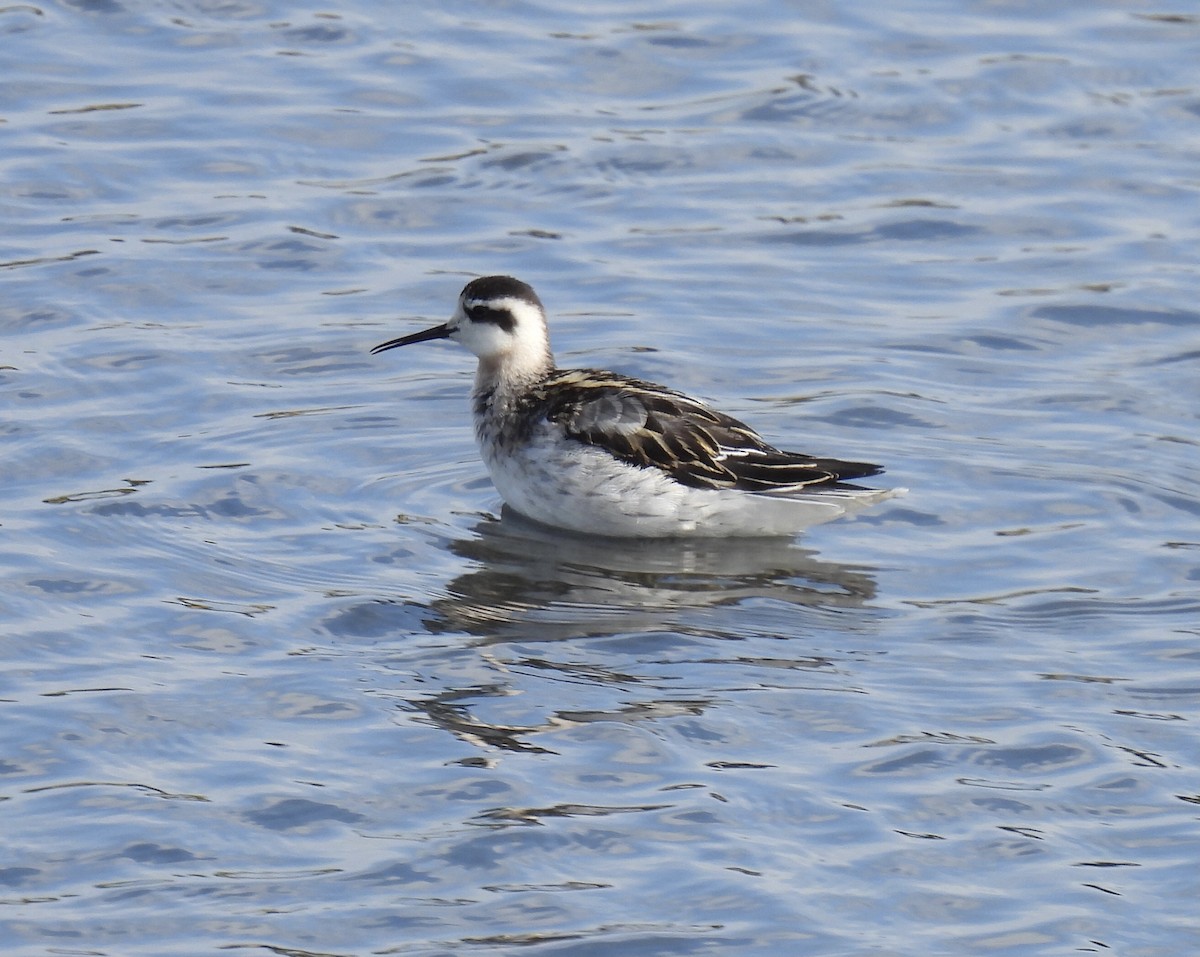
<box><xmin>478</xmin><ymin>420</ymin><xmax>892</xmax><ymax>537</ymax></box>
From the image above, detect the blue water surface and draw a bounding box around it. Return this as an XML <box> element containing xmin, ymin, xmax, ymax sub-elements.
<box><xmin>3</xmin><ymin>1</ymin><xmax>1199</xmax><ymax>955</ymax></box>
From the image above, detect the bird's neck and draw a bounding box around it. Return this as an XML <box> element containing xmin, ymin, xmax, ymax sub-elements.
<box><xmin>474</xmin><ymin>349</ymin><xmax>554</xmax><ymax>396</ymax></box>
<box><xmin>471</xmin><ymin>362</ymin><xmax>555</xmax><ymax>458</ymax></box>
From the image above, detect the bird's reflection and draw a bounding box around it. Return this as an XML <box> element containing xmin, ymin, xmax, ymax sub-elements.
<box><xmin>370</xmin><ymin>509</ymin><xmax>882</xmax><ymax>758</ymax></box>
<box><xmin>425</xmin><ymin>506</ymin><xmax>879</xmax><ymax>640</ymax></box>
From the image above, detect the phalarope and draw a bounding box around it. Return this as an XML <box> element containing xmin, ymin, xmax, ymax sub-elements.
<box><xmin>372</xmin><ymin>275</ymin><xmax>899</xmax><ymax>537</ymax></box>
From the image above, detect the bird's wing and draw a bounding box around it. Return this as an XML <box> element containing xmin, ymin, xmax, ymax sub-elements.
<box><xmin>539</xmin><ymin>370</ymin><xmax>882</xmax><ymax>493</ymax></box>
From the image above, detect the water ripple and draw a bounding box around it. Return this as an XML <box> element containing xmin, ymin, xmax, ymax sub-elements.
<box><xmin>3</xmin><ymin>2</ymin><xmax>1199</xmax><ymax>955</ymax></box>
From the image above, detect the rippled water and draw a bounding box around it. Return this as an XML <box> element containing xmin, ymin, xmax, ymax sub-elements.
<box><xmin>4</xmin><ymin>1</ymin><xmax>1199</xmax><ymax>955</ymax></box>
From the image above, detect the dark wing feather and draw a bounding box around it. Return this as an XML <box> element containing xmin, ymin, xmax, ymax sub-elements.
<box><xmin>539</xmin><ymin>370</ymin><xmax>882</xmax><ymax>493</ymax></box>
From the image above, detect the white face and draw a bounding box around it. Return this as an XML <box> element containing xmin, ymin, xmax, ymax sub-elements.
<box><xmin>449</xmin><ymin>294</ymin><xmax>550</xmax><ymax>367</ymax></box>
<box><xmin>370</xmin><ymin>276</ymin><xmax>553</xmax><ymax>375</ymax></box>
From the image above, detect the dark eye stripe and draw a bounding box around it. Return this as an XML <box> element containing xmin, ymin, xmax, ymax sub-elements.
<box><xmin>466</xmin><ymin>303</ymin><xmax>516</xmax><ymax>332</ymax></box>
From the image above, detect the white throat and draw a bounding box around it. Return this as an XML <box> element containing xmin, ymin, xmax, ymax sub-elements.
<box><xmin>461</xmin><ymin>297</ymin><xmax>554</xmax><ymax>388</ymax></box>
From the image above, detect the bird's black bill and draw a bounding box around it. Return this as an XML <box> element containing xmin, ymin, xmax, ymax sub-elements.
<box><xmin>370</xmin><ymin>322</ymin><xmax>451</xmax><ymax>355</ymax></box>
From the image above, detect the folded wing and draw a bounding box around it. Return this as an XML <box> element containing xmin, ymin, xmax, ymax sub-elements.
<box><xmin>541</xmin><ymin>370</ymin><xmax>882</xmax><ymax>493</ymax></box>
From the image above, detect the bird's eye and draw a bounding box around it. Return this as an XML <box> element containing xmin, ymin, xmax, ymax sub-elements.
<box><xmin>466</xmin><ymin>303</ymin><xmax>516</xmax><ymax>332</ymax></box>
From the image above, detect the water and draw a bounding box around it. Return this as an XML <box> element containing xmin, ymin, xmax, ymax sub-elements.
<box><xmin>3</xmin><ymin>1</ymin><xmax>1199</xmax><ymax>954</ymax></box>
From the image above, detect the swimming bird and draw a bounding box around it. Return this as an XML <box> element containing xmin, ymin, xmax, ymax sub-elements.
<box><xmin>372</xmin><ymin>275</ymin><xmax>898</xmax><ymax>537</ymax></box>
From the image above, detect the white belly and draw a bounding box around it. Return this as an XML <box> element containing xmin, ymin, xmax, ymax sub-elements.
<box><xmin>479</xmin><ymin>427</ymin><xmax>890</xmax><ymax>538</ymax></box>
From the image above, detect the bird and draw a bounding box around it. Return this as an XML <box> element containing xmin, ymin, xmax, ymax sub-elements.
<box><xmin>371</xmin><ymin>275</ymin><xmax>899</xmax><ymax>537</ymax></box>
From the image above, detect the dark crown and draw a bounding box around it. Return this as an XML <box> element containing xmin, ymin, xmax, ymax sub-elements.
<box><xmin>462</xmin><ymin>275</ymin><xmax>542</xmax><ymax>310</ymax></box>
